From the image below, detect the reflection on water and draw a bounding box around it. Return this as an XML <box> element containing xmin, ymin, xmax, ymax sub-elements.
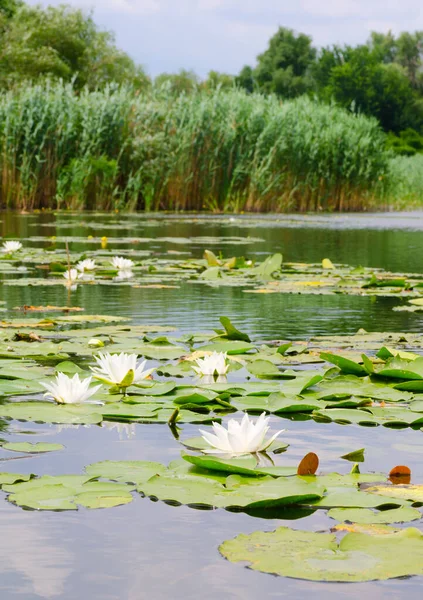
<box><xmin>0</xmin><ymin>212</ymin><xmax>423</xmax><ymax>599</ymax></box>
<box><xmin>0</xmin><ymin>506</ymin><xmax>72</xmax><ymax>598</ymax></box>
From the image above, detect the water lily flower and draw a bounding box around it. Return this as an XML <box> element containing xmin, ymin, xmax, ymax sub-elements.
<box><xmin>111</xmin><ymin>256</ymin><xmax>135</xmax><ymax>271</ymax></box>
<box><xmin>76</xmin><ymin>259</ymin><xmax>96</xmax><ymax>273</ymax></box>
<box><xmin>63</xmin><ymin>268</ymin><xmax>81</xmax><ymax>286</ymax></box>
<box><xmin>2</xmin><ymin>241</ymin><xmax>22</xmax><ymax>253</ymax></box>
<box><xmin>200</xmin><ymin>412</ymin><xmax>285</xmax><ymax>456</ymax></box>
<box><xmin>88</xmin><ymin>338</ymin><xmax>105</xmax><ymax>348</ymax></box>
<box><xmin>91</xmin><ymin>352</ymin><xmax>155</xmax><ymax>389</ymax></box>
<box><xmin>193</xmin><ymin>352</ymin><xmax>228</xmax><ymax>376</ymax></box>
<box><xmin>42</xmin><ymin>373</ymin><xmax>102</xmax><ymax>405</ymax></box>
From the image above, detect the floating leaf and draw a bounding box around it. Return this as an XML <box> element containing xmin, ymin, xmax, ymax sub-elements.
<box><xmin>140</xmin><ymin>472</ymin><xmax>324</xmax><ymax>510</ymax></box>
<box><xmin>0</xmin><ymin>402</ymin><xmax>103</xmax><ymax>424</ymax></box>
<box><xmin>322</xmin><ymin>258</ymin><xmax>335</xmax><ymax>269</ymax></box>
<box><xmin>389</xmin><ymin>465</ymin><xmax>411</xmax><ymax>478</ymax></box>
<box><xmin>340</xmin><ymin>448</ymin><xmax>365</xmax><ymax>462</ymax></box>
<box><xmin>197</xmin><ymin>340</ymin><xmax>255</xmax><ymax>355</ymax></box>
<box><xmin>0</xmin><ymin>472</ymin><xmax>34</xmax><ymax>485</ymax></box>
<box><xmin>219</xmin><ymin>317</ymin><xmax>251</xmax><ymax>342</ymax></box>
<box><xmin>328</xmin><ymin>506</ymin><xmax>421</xmax><ymax>524</ymax></box>
<box><xmin>367</xmin><ymin>484</ymin><xmax>423</xmax><ymax>503</ymax></box>
<box><xmin>2</xmin><ymin>442</ymin><xmax>64</xmax><ymax>454</ymax></box>
<box><xmin>6</xmin><ymin>475</ymin><xmax>134</xmax><ymax>511</ymax></box>
<box><xmin>85</xmin><ymin>461</ymin><xmax>165</xmax><ymax>485</ymax></box>
<box><xmin>297</xmin><ymin>453</ymin><xmax>319</xmax><ymax>476</ymax></box>
<box><xmin>219</xmin><ymin>526</ymin><xmax>423</xmax><ymax>582</ymax></box>
<box><xmin>320</xmin><ymin>352</ymin><xmax>366</xmax><ymax>376</ymax></box>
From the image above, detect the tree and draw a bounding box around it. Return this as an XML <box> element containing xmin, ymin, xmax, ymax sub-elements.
<box><xmin>0</xmin><ymin>4</ymin><xmax>149</xmax><ymax>89</ymax></box>
<box><xmin>202</xmin><ymin>70</ymin><xmax>234</xmax><ymax>91</ymax></box>
<box><xmin>253</xmin><ymin>27</ymin><xmax>316</xmax><ymax>97</ymax></box>
<box><xmin>236</xmin><ymin>65</ymin><xmax>254</xmax><ymax>93</ymax></box>
<box><xmin>368</xmin><ymin>31</ymin><xmax>397</xmax><ymax>63</ymax></box>
<box><xmin>322</xmin><ymin>45</ymin><xmax>423</xmax><ymax>132</ymax></box>
<box><xmin>396</xmin><ymin>31</ymin><xmax>423</xmax><ymax>88</ymax></box>
<box><xmin>154</xmin><ymin>69</ymin><xmax>199</xmax><ymax>94</ymax></box>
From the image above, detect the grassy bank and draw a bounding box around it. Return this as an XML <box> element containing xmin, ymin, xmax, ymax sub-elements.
<box><xmin>0</xmin><ymin>82</ymin><xmax>414</xmax><ymax>211</ymax></box>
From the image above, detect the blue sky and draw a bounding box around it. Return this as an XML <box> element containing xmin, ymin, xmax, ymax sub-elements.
<box><xmin>30</xmin><ymin>0</ymin><xmax>423</xmax><ymax>77</ymax></box>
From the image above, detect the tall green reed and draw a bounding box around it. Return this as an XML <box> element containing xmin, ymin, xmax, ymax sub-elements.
<box><xmin>0</xmin><ymin>81</ymin><xmax>400</xmax><ymax>211</ymax></box>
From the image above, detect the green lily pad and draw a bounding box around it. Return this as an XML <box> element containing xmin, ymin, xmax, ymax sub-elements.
<box><xmin>140</xmin><ymin>472</ymin><xmax>324</xmax><ymax>510</ymax></box>
<box><xmin>218</xmin><ymin>317</ymin><xmax>251</xmax><ymax>342</ymax></box>
<box><xmin>2</xmin><ymin>442</ymin><xmax>64</xmax><ymax>453</ymax></box>
<box><xmin>6</xmin><ymin>475</ymin><xmax>134</xmax><ymax>510</ymax></box>
<box><xmin>85</xmin><ymin>460</ymin><xmax>166</xmax><ymax>484</ymax></box>
<box><xmin>328</xmin><ymin>506</ymin><xmax>421</xmax><ymax>524</ymax></box>
<box><xmin>340</xmin><ymin>448</ymin><xmax>365</xmax><ymax>462</ymax></box>
<box><xmin>232</xmin><ymin>393</ymin><xmax>324</xmax><ymax>414</ymax></box>
<box><xmin>219</xmin><ymin>526</ymin><xmax>423</xmax><ymax>582</ymax></box>
<box><xmin>0</xmin><ymin>402</ymin><xmax>103</xmax><ymax>424</ymax></box>
<box><xmin>308</xmin><ymin>489</ymin><xmax>408</xmax><ymax>509</ymax></box>
<box><xmin>0</xmin><ymin>472</ymin><xmax>34</xmax><ymax>485</ymax></box>
<box><xmin>366</xmin><ymin>484</ymin><xmax>423</xmax><ymax>504</ymax></box>
<box><xmin>320</xmin><ymin>352</ymin><xmax>367</xmax><ymax>375</ymax></box>
<box><xmin>313</xmin><ymin>408</ymin><xmax>378</xmax><ymax>426</ymax></box>
<box><xmin>197</xmin><ymin>340</ymin><xmax>255</xmax><ymax>355</ymax></box>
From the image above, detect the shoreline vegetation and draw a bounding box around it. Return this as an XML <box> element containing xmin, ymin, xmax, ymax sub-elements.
<box><xmin>1</xmin><ymin>82</ymin><xmax>422</xmax><ymax>213</ymax></box>
<box><xmin>0</xmin><ymin>2</ymin><xmax>422</xmax><ymax>212</ymax></box>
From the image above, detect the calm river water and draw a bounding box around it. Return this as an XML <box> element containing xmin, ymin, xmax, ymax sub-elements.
<box><xmin>0</xmin><ymin>211</ymin><xmax>423</xmax><ymax>600</ymax></box>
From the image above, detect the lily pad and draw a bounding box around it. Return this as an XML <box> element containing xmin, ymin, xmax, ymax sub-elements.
<box><xmin>328</xmin><ymin>506</ymin><xmax>421</xmax><ymax>524</ymax></box>
<box><xmin>366</xmin><ymin>484</ymin><xmax>423</xmax><ymax>504</ymax></box>
<box><xmin>140</xmin><ymin>472</ymin><xmax>324</xmax><ymax>510</ymax></box>
<box><xmin>85</xmin><ymin>460</ymin><xmax>166</xmax><ymax>484</ymax></box>
<box><xmin>6</xmin><ymin>475</ymin><xmax>134</xmax><ymax>510</ymax></box>
<box><xmin>2</xmin><ymin>442</ymin><xmax>64</xmax><ymax>453</ymax></box>
<box><xmin>0</xmin><ymin>402</ymin><xmax>103</xmax><ymax>425</ymax></box>
<box><xmin>219</xmin><ymin>526</ymin><xmax>423</xmax><ymax>582</ymax></box>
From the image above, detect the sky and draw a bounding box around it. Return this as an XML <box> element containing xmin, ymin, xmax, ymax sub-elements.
<box><xmin>29</xmin><ymin>0</ymin><xmax>423</xmax><ymax>77</ymax></box>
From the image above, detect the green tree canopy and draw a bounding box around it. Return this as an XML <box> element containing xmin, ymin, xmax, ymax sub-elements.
<box><xmin>253</xmin><ymin>27</ymin><xmax>315</xmax><ymax>97</ymax></box>
<box><xmin>0</xmin><ymin>3</ymin><xmax>149</xmax><ymax>89</ymax></box>
<box><xmin>154</xmin><ymin>69</ymin><xmax>199</xmax><ymax>94</ymax></box>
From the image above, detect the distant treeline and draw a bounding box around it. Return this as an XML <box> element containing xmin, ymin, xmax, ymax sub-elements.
<box><xmin>0</xmin><ymin>82</ymin><xmax>417</xmax><ymax>212</ymax></box>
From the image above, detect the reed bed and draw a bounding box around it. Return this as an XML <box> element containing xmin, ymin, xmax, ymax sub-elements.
<box><xmin>0</xmin><ymin>82</ymin><xmax>403</xmax><ymax>211</ymax></box>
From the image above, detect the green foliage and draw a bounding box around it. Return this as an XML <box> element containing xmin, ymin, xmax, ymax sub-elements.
<box><xmin>387</xmin><ymin>154</ymin><xmax>423</xmax><ymax>206</ymax></box>
<box><xmin>386</xmin><ymin>128</ymin><xmax>423</xmax><ymax>156</ymax></box>
<box><xmin>154</xmin><ymin>69</ymin><xmax>199</xmax><ymax>95</ymax></box>
<box><xmin>0</xmin><ymin>82</ymin><xmax>392</xmax><ymax>211</ymax></box>
<box><xmin>254</xmin><ymin>27</ymin><xmax>315</xmax><ymax>97</ymax></box>
<box><xmin>203</xmin><ymin>70</ymin><xmax>234</xmax><ymax>91</ymax></box>
<box><xmin>242</xmin><ymin>26</ymin><xmax>423</xmax><ymax>137</ymax></box>
<box><xmin>235</xmin><ymin>65</ymin><xmax>254</xmax><ymax>93</ymax></box>
<box><xmin>0</xmin><ymin>4</ymin><xmax>148</xmax><ymax>90</ymax></box>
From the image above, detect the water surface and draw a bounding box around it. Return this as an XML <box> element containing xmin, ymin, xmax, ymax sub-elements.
<box><xmin>1</xmin><ymin>211</ymin><xmax>423</xmax><ymax>600</ymax></box>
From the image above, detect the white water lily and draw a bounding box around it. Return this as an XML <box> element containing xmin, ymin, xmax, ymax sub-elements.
<box><xmin>111</xmin><ymin>256</ymin><xmax>135</xmax><ymax>271</ymax></box>
<box><xmin>42</xmin><ymin>373</ymin><xmax>102</xmax><ymax>405</ymax></box>
<box><xmin>76</xmin><ymin>259</ymin><xmax>96</xmax><ymax>272</ymax></box>
<box><xmin>193</xmin><ymin>352</ymin><xmax>228</xmax><ymax>376</ymax></box>
<box><xmin>2</xmin><ymin>241</ymin><xmax>22</xmax><ymax>253</ymax></box>
<box><xmin>200</xmin><ymin>412</ymin><xmax>285</xmax><ymax>456</ymax></box>
<box><xmin>91</xmin><ymin>352</ymin><xmax>155</xmax><ymax>387</ymax></box>
<box><xmin>63</xmin><ymin>268</ymin><xmax>81</xmax><ymax>285</ymax></box>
